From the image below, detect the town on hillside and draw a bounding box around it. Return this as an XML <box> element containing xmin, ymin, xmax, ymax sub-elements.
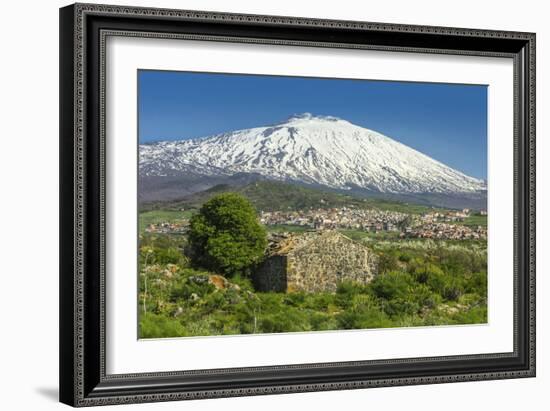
<box><xmin>144</xmin><ymin>205</ymin><xmax>487</xmax><ymax>241</ymax></box>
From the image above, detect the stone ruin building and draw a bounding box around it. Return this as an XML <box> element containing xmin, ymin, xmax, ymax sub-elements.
<box><xmin>252</xmin><ymin>230</ymin><xmax>378</xmax><ymax>293</ymax></box>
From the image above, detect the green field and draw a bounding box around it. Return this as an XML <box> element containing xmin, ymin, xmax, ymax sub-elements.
<box><xmin>139</xmin><ymin>209</ymin><xmax>196</xmax><ymax>233</ymax></box>
<box><xmin>456</xmin><ymin>214</ymin><xmax>488</xmax><ymax>228</ymax></box>
<box><xmin>360</xmin><ymin>198</ymin><xmax>445</xmax><ymax>215</ymax></box>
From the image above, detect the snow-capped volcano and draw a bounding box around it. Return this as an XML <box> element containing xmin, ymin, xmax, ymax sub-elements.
<box><xmin>140</xmin><ymin>113</ymin><xmax>486</xmax><ymax>195</ymax></box>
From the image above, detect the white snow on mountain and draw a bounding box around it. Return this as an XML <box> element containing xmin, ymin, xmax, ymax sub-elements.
<box><xmin>139</xmin><ymin>113</ymin><xmax>486</xmax><ymax>194</ymax></box>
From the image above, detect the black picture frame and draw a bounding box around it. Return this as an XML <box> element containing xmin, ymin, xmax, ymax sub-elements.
<box><xmin>59</xmin><ymin>3</ymin><xmax>536</xmax><ymax>407</ymax></box>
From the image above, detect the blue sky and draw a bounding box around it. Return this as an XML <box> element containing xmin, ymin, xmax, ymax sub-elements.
<box><xmin>138</xmin><ymin>70</ymin><xmax>487</xmax><ymax>179</ymax></box>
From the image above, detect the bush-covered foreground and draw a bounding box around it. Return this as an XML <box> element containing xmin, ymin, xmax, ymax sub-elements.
<box><xmin>138</xmin><ymin>232</ymin><xmax>487</xmax><ymax>338</ymax></box>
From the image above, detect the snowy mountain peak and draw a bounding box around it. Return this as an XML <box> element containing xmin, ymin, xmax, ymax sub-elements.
<box><xmin>283</xmin><ymin>113</ymin><xmax>342</xmax><ymax>124</ymax></box>
<box><xmin>140</xmin><ymin>115</ymin><xmax>486</xmax><ymax>196</ymax></box>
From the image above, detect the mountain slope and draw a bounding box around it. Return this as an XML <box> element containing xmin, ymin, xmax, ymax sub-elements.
<box><xmin>140</xmin><ymin>113</ymin><xmax>486</xmax><ymax>196</ymax></box>
<box><xmin>144</xmin><ymin>180</ymin><xmax>449</xmax><ymax>214</ymax></box>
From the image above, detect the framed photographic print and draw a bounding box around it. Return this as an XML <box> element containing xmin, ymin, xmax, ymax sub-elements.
<box><xmin>59</xmin><ymin>3</ymin><xmax>536</xmax><ymax>407</ymax></box>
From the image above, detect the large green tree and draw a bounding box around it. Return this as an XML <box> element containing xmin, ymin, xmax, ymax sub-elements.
<box><xmin>188</xmin><ymin>193</ymin><xmax>267</xmax><ymax>276</ymax></box>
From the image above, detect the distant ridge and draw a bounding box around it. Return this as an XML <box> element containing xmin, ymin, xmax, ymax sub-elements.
<box><xmin>142</xmin><ymin>180</ymin><xmax>445</xmax><ymax>215</ymax></box>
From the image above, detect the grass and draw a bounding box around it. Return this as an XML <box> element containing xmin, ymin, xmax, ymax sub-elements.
<box><xmin>360</xmin><ymin>198</ymin><xmax>445</xmax><ymax>215</ymax></box>
<box><xmin>139</xmin><ymin>210</ymin><xmax>196</xmax><ymax>233</ymax></box>
<box><xmin>455</xmin><ymin>214</ymin><xmax>488</xmax><ymax>228</ymax></box>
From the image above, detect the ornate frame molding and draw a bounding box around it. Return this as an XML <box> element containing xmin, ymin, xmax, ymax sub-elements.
<box><xmin>60</xmin><ymin>3</ymin><xmax>535</xmax><ymax>407</ymax></box>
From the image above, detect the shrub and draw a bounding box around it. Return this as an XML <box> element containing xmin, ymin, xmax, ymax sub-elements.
<box><xmin>410</xmin><ymin>263</ymin><xmax>465</xmax><ymax>302</ymax></box>
<box><xmin>309</xmin><ymin>313</ymin><xmax>339</xmax><ymax>331</ymax></box>
<box><xmin>258</xmin><ymin>308</ymin><xmax>311</xmax><ymax>333</ymax></box>
<box><xmin>409</xmin><ymin>284</ymin><xmax>441</xmax><ymax>309</ymax></box>
<box><xmin>140</xmin><ymin>313</ymin><xmax>187</xmax><ymax>338</ymax></box>
<box><xmin>350</xmin><ymin>293</ymin><xmax>379</xmax><ymax>311</ymax></box>
<box><xmin>303</xmin><ymin>293</ymin><xmax>334</xmax><ymax>311</ymax></box>
<box><xmin>453</xmin><ymin>305</ymin><xmax>488</xmax><ymax>324</ymax></box>
<box><xmin>283</xmin><ymin>292</ymin><xmax>306</xmax><ymax>307</ymax></box>
<box><xmin>377</xmin><ymin>252</ymin><xmax>400</xmax><ymax>274</ymax></box>
<box><xmin>169</xmin><ymin>276</ymin><xmax>215</xmax><ymax>302</ymax></box>
<box><xmin>371</xmin><ymin>271</ymin><xmax>414</xmax><ymax>300</ymax></box>
<box><xmin>442</xmin><ymin>279</ymin><xmax>464</xmax><ymax>302</ymax></box>
<box><xmin>140</xmin><ymin>245</ymin><xmax>188</xmax><ymax>266</ymax></box>
<box><xmin>411</xmin><ymin>263</ymin><xmax>444</xmax><ymax>284</ymax></box>
<box><xmin>229</xmin><ymin>273</ymin><xmax>255</xmax><ymax>292</ymax></box>
<box><xmin>383</xmin><ymin>299</ymin><xmax>420</xmax><ymax>317</ymax></box>
<box><xmin>336</xmin><ymin>306</ymin><xmax>392</xmax><ymax>329</ymax></box>
<box><xmin>138</xmin><ymin>234</ymin><xmax>488</xmax><ymax>337</ymax></box>
<box><xmin>335</xmin><ymin>281</ymin><xmax>369</xmax><ymax>309</ymax></box>
<box><xmin>464</xmin><ymin>271</ymin><xmax>487</xmax><ymax>296</ymax></box>
<box><xmin>398</xmin><ymin>253</ymin><xmax>411</xmax><ymax>263</ymax></box>
<box><xmin>187</xmin><ymin>193</ymin><xmax>267</xmax><ymax>276</ymax></box>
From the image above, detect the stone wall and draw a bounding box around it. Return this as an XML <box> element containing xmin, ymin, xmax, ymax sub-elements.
<box><xmin>287</xmin><ymin>231</ymin><xmax>377</xmax><ymax>293</ymax></box>
<box><xmin>252</xmin><ymin>255</ymin><xmax>288</xmax><ymax>292</ymax></box>
<box><xmin>253</xmin><ymin>231</ymin><xmax>378</xmax><ymax>293</ymax></box>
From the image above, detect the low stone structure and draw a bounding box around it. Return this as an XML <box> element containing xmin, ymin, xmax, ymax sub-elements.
<box><xmin>253</xmin><ymin>230</ymin><xmax>378</xmax><ymax>293</ymax></box>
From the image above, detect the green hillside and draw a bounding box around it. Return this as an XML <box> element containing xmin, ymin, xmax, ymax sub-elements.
<box><xmin>143</xmin><ymin>180</ymin><xmax>444</xmax><ymax>214</ymax></box>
